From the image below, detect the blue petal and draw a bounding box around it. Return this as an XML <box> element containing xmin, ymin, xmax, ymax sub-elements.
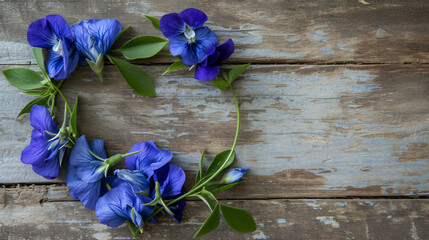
<box><xmin>27</xmin><ymin>18</ymin><xmax>56</xmax><ymax>48</ymax></box>
<box><xmin>194</xmin><ymin>65</ymin><xmax>220</xmax><ymax>81</ymax></box>
<box><xmin>95</xmin><ymin>186</ymin><xmax>128</xmax><ymax>227</ymax></box>
<box><xmin>21</xmin><ymin>129</ymin><xmax>47</xmax><ymax>165</ymax></box>
<box><xmin>46</xmin><ymin>15</ymin><xmax>73</xmax><ymax>42</ymax></box>
<box><xmin>180</xmin><ymin>27</ymin><xmax>218</xmax><ymax>65</ymax></box>
<box><xmin>169</xmin><ymin>187</ymin><xmax>186</xmax><ymax>223</ymax></box>
<box><xmin>179</xmin><ymin>8</ymin><xmax>208</xmax><ymax>29</ymax></box>
<box><xmin>125</xmin><ymin>141</ymin><xmax>172</xmax><ymax>178</ymax></box>
<box><xmin>216</xmin><ymin>38</ymin><xmax>234</xmax><ymax>62</ymax></box>
<box><xmin>154</xmin><ymin>164</ymin><xmax>186</xmax><ymax>198</ymax></box>
<box><xmin>169</xmin><ymin>34</ymin><xmax>189</xmax><ymax>57</ymax></box>
<box><xmin>114</xmin><ymin>169</ymin><xmax>150</xmax><ymax>196</ymax></box>
<box><xmin>87</xmin><ymin>19</ymin><xmax>122</xmax><ymax>56</ymax></box>
<box><xmin>71</xmin><ymin>19</ymin><xmax>99</xmax><ymax>62</ymax></box>
<box><xmin>29</xmin><ymin>105</ymin><xmax>58</xmax><ymax>133</ymax></box>
<box><xmin>160</xmin><ymin>13</ymin><xmax>186</xmax><ymax>38</ymax></box>
<box><xmin>31</xmin><ymin>148</ymin><xmax>61</xmax><ymax>179</ymax></box>
<box><xmin>89</xmin><ymin>139</ymin><xmax>108</xmax><ymax>159</ymax></box>
<box><xmin>67</xmin><ymin>165</ymin><xmax>103</xmax><ymax>210</ymax></box>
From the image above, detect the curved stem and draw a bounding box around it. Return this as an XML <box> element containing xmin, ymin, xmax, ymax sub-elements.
<box><xmin>143</xmin><ymin>86</ymin><xmax>240</xmax><ymax>224</ymax></box>
<box><xmin>49</xmin><ymin>79</ymin><xmax>72</xmax><ymax>114</ymax></box>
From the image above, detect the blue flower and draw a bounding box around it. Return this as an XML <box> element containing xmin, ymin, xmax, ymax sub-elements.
<box><xmin>152</xmin><ymin>164</ymin><xmax>186</xmax><ymax>223</ymax></box>
<box><xmin>221</xmin><ymin>168</ymin><xmax>250</xmax><ymax>184</ymax></box>
<box><xmin>195</xmin><ymin>39</ymin><xmax>234</xmax><ymax>81</ymax></box>
<box><xmin>27</xmin><ymin>15</ymin><xmax>79</xmax><ymax>80</ymax></box>
<box><xmin>21</xmin><ymin>105</ymin><xmax>67</xmax><ymax>179</ymax></box>
<box><xmin>66</xmin><ymin>135</ymin><xmax>109</xmax><ymax>209</ymax></box>
<box><xmin>95</xmin><ymin>183</ymin><xmax>154</xmax><ymax>228</ymax></box>
<box><xmin>125</xmin><ymin>141</ymin><xmax>172</xmax><ymax>178</ymax></box>
<box><xmin>160</xmin><ymin>8</ymin><xmax>218</xmax><ymax>66</ymax></box>
<box><xmin>114</xmin><ymin>169</ymin><xmax>150</xmax><ymax>196</ymax></box>
<box><xmin>71</xmin><ymin>19</ymin><xmax>122</xmax><ymax>80</ymax></box>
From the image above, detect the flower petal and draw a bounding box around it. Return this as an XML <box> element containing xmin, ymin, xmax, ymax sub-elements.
<box><xmin>27</xmin><ymin>18</ymin><xmax>56</xmax><ymax>48</ymax></box>
<box><xmin>169</xmin><ymin>187</ymin><xmax>186</xmax><ymax>223</ymax></box>
<box><xmin>46</xmin><ymin>15</ymin><xmax>73</xmax><ymax>42</ymax></box>
<box><xmin>29</xmin><ymin>105</ymin><xmax>58</xmax><ymax>133</ymax></box>
<box><xmin>114</xmin><ymin>169</ymin><xmax>150</xmax><ymax>196</ymax></box>
<box><xmin>21</xmin><ymin>129</ymin><xmax>48</xmax><ymax>165</ymax></box>
<box><xmin>87</xmin><ymin>19</ymin><xmax>122</xmax><ymax>56</ymax></box>
<box><xmin>125</xmin><ymin>141</ymin><xmax>172</xmax><ymax>178</ymax></box>
<box><xmin>71</xmin><ymin>19</ymin><xmax>99</xmax><ymax>62</ymax></box>
<box><xmin>89</xmin><ymin>139</ymin><xmax>108</xmax><ymax>159</ymax></box>
<box><xmin>217</xmin><ymin>38</ymin><xmax>234</xmax><ymax>61</ymax></box>
<box><xmin>194</xmin><ymin>65</ymin><xmax>220</xmax><ymax>81</ymax></box>
<box><xmin>31</xmin><ymin>148</ymin><xmax>61</xmax><ymax>179</ymax></box>
<box><xmin>154</xmin><ymin>164</ymin><xmax>186</xmax><ymax>198</ymax></box>
<box><xmin>179</xmin><ymin>8</ymin><xmax>208</xmax><ymax>29</ymax></box>
<box><xmin>181</xmin><ymin>27</ymin><xmax>218</xmax><ymax>65</ymax></box>
<box><xmin>160</xmin><ymin>13</ymin><xmax>186</xmax><ymax>38</ymax></box>
<box><xmin>95</xmin><ymin>187</ymin><xmax>128</xmax><ymax>227</ymax></box>
<box><xmin>67</xmin><ymin>165</ymin><xmax>103</xmax><ymax>209</ymax></box>
<box><xmin>168</xmin><ymin>34</ymin><xmax>189</xmax><ymax>57</ymax></box>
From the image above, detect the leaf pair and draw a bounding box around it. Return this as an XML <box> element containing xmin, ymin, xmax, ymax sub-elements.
<box><xmin>109</xmin><ymin>16</ymin><xmax>167</xmax><ymax>97</ymax></box>
<box><xmin>195</xmin><ymin>150</ymin><xmax>235</xmax><ymax>185</ymax></box>
<box><xmin>213</xmin><ymin>63</ymin><xmax>251</xmax><ymax>91</ymax></box>
<box><xmin>194</xmin><ymin>203</ymin><xmax>256</xmax><ymax>238</ymax></box>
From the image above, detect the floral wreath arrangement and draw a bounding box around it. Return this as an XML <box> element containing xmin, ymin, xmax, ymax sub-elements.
<box><xmin>3</xmin><ymin>8</ymin><xmax>256</xmax><ymax>238</ymax></box>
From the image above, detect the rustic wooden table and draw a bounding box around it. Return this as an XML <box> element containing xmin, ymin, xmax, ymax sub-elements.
<box><xmin>1</xmin><ymin>0</ymin><xmax>429</xmax><ymax>239</ymax></box>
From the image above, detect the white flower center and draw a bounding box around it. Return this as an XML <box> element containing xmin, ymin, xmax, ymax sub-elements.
<box><xmin>184</xmin><ymin>28</ymin><xmax>196</xmax><ymax>43</ymax></box>
<box><xmin>53</xmin><ymin>39</ymin><xmax>63</xmax><ymax>56</ymax></box>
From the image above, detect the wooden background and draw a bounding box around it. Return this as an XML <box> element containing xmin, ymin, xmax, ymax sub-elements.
<box><xmin>1</xmin><ymin>0</ymin><xmax>429</xmax><ymax>239</ymax></box>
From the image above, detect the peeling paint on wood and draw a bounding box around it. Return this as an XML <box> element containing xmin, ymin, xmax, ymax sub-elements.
<box><xmin>0</xmin><ymin>186</ymin><xmax>428</xmax><ymax>239</ymax></box>
<box><xmin>1</xmin><ymin>65</ymin><xmax>428</xmax><ymax>197</ymax></box>
<box><xmin>0</xmin><ymin>0</ymin><xmax>429</xmax><ymax>64</ymax></box>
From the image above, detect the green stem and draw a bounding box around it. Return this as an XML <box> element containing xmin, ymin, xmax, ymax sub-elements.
<box><xmin>126</xmin><ymin>220</ymin><xmax>137</xmax><ymax>237</ymax></box>
<box><xmin>143</xmin><ymin>86</ymin><xmax>240</xmax><ymax>224</ymax></box>
<box><xmin>49</xmin><ymin>79</ymin><xmax>72</xmax><ymax>114</ymax></box>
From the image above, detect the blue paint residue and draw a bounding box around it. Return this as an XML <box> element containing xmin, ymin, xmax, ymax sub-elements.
<box><xmin>320</xmin><ymin>47</ymin><xmax>334</xmax><ymax>55</ymax></box>
<box><xmin>336</xmin><ymin>202</ymin><xmax>347</xmax><ymax>207</ymax></box>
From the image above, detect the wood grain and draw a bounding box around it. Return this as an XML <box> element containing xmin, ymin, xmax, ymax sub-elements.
<box><xmin>1</xmin><ymin>186</ymin><xmax>428</xmax><ymax>240</ymax></box>
<box><xmin>1</xmin><ymin>64</ymin><xmax>428</xmax><ymax>197</ymax></box>
<box><xmin>0</xmin><ymin>0</ymin><xmax>429</xmax><ymax>64</ymax></box>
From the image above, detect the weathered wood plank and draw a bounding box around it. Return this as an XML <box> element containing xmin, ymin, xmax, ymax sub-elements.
<box><xmin>0</xmin><ymin>186</ymin><xmax>428</xmax><ymax>240</ymax></box>
<box><xmin>1</xmin><ymin>64</ymin><xmax>428</xmax><ymax>197</ymax></box>
<box><xmin>1</xmin><ymin>0</ymin><xmax>429</xmax><ymax>64</ymax></box>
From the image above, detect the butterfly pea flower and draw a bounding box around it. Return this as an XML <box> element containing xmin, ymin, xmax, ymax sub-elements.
<box><xmin>21</xmin><ymin>105</ymin><xmax>68</xmax><ymax>179</ymax></box>
<box><xmin>27</xmin><ymin>15</ymin><xmax>79</xmax><ymax>80</ymax></box>
<box><xmin>151</xmin><ymin>164</ymin><xmax>186</xmax><ymax>223</ymax></box>
<box><xmin>67</xmin><ymin>135</ymin><xmax>139</xmax><ymax>209</ymax></box>
<box><xmin>95</xmin><ymin>183</ymin><xmax>154</xmax><ymax>228</ymax></box>
<box><xmin>71</xmin><ymin>19</ymin><xmax>122</xmax><ymax>81</ymax></box>
<box><xmin>195</xmin><ymin>39</ymin><xmax>234</xmax><ymax>81</ymax></box>
<box><xmin>125</xmin><ymin>141</ymin><xmax>172</xmax><ymax>178</ymax></box>
<box><xmin>160</xmin><ymin>8</ymin><xmax>218</xmax><ymax>66</ymax></box>
<box><xmin>221</xmin><ymin>168</ymin><xmax>250</xmax><ymax>184</ymax></box>
<box><xmin>114</xmin><ymin>169</ymin><xmax>150</xmax><ymax>196</ymax></box>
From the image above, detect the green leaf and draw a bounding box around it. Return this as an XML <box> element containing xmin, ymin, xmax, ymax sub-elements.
<box><xmin>108</xmin><ymin>55</ymin><xmax>156</xmax><ymax>97</ymax></box>
<box><xmin>16</xmin><ymin>95</ymin><xmax>50</xmax><ymax>119</ymax></box>
<box><xmin>220</xmin><ymin>204</ymin><xmax>256</xmax><ymax>233</ymax></box>
<box><xmin>3</xmin><ymin>68</ymin><xmax>44</xmax><ymax>90</ymax></box>
<box><xmin>228</xmin><ymin>63</ymin><xmax>250</xmax><ymax>84</ymax></box>
<box><xmin>163</xmin><ymin>60</ymin><xmax>186</xmax><ymax>75</ymax></box>
<box><xmin>119</xmin><ymin>36</ymin><xmax>168</xmax><ymax>60</ymax></box>
<box><xmin>195</xmin><ymin>149</ymin><xmax>205</xmax><ymax>184</ymax></box>
<box><xmin>21</xmin><ymin>90</ymin><xmax>46</xmax><ymax>96</ymax></box>
<box><xmin>115</xmin><ymin>25</ymin><xmax>131</xmax><ymax>42</ymax></box>
<box><xmin>194</xmin><ymin>204</ymin><xmax>220</xmax><ymax>238</ymax></box>
<box><xmin>211</xmin><ymin>181</ymin><xmax>241</xmax><ymax>194</ymax></box>
<box><xmin>69</xmin><ymin>95</ymin><xmax>79</xmax><ymax>139</ymax></box>
<box><xmin>196</xmin><ymin>189</ymin><xmax>217</xmax><ymax>211</ymax></box>
<box><xmin>32</xmin><ymin>47</ymin><xmax>48</xmax><ymax>78</ymax></box>
<box><xmin>213</xmin><ymin>78</ymin><xmax>230</xmax><ymax>91</ymax></box>
<box><xmin>144</xmin><ymin>15</ymin><xmax>161</xmax><ymax>31</ymax></box>
<box><xmin>204</xmin><ymin>150</ymin><xmax>235</xmax><ymax>178</ymax></box>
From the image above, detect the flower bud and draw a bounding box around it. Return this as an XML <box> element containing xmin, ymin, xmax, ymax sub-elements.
<box><xmin>221</xmin><ymin>168</ymin><xmax>249</xmax><ymax>184</ymax></box>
